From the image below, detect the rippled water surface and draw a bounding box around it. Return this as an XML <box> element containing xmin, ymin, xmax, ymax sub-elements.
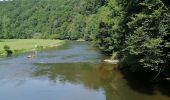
<box><xmin>0</xmin><ymin>41</ymin><xmax>170</xmax><ymax>100</ymax></box>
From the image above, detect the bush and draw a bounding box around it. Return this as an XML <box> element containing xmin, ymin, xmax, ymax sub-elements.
<box><xmin>3</xmin><ymin>45</ymin><xmax>10</xmax><ymax>51</ymax></box>
<box><xmin>3</xmin><ymin>45</ymin><xmax>13</xmax><ymax>56</ymax></box>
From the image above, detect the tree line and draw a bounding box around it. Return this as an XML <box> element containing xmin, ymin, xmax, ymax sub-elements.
<box><xmin>0</xmin><ymin>0</ymin><xmax>169</xmax><ymax>76</ymax></box>
<box><xmin>0</xmin><ymin>0</ymin><xmax>104</xmax><ymax>39</ymax></box>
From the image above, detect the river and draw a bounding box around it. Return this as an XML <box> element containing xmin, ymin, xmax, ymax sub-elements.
<box><xmin>0</xmin><ymin>41</ymin><xmax>169</xmax><ymax>100</ymax></box>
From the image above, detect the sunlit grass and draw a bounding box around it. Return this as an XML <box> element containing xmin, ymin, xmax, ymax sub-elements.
<box><xmin>0</xmin><ymin>39</ymin><xmax>65</xmax><ymax>55</ymax></box>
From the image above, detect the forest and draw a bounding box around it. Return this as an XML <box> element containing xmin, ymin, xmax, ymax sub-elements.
<box><xmin>0</xmin><ymin>0</ymin><xmax>169</xmax><ymax>77</ymax></box>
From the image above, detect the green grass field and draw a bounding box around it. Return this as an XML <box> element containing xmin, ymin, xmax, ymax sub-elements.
<box><xmin>0</xmin><ymin>39</ymin><xmax>64</xmax><ymax>56</ymax></box>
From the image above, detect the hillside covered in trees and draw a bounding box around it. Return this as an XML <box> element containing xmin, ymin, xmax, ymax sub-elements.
<box><xmin>0</xmin><ymin>0</ymin><xmax>169</xmax><ymax>77</ymax></box>
<box><xmin>0</xmin><ymin>0</ymin><xmax>105</xmax><ymax>39</ymax></box>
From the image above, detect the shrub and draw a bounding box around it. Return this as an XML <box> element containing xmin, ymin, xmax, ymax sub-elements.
<box><xmin>3</xmin><ymin>45</ymin><xmax>10</xmax><ymax>51</ymax></box>
<box><xmin>3</xmin><ymin>45</ymin><xmax>13</xmax><ymax>56</ymax></box>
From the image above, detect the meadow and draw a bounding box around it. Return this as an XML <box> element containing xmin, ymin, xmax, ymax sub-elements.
<box><xmin>0</xmin><ymin>39</ymin><xmax>64</xmax><ymax>56</ymax></box>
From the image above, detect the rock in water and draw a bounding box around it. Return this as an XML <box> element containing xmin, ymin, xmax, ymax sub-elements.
<box><xmin>27</xmin><ymin>55</ymin><xmax>35</xmax><ymax>58</ymax></box>
<box><xmin>104</xmin><ymin>59</ymin><xmax>119</xmax><ymax>64</ymax></box>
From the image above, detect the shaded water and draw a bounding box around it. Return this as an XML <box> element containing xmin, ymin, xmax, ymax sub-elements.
<box><xmin>0</xmin><ymin>41</ymin><xmax>170</xmax><ymax>100</ymax></box>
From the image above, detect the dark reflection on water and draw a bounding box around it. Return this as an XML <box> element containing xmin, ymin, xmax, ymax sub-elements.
<box><xmin>0</xmin><ymin>41</ymin><xmax>170</xmax><ymax>100</ymax></box>
<box><xmin>121</xmin><ymin>70</ymin><xmax>170</xmax><ymax>98</ymax></box>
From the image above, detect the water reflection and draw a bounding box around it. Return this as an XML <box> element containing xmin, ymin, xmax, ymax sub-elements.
<box><xmin>32</xmin><ymin>62</ymin><xmax>170</xmax><ymax>100</ymax></box>
<box><xmin>33</xmin><ymin>63</ymin><xmax>117</xmax><ymax>90</ymax></box>
<box><xmin>0</xmin><ymin>41</ymin><xmax>170</xmax><ymax>100</ymax></box>
<box><xmin>33</xmin><ymin>63</ymin><xmax>122</xmax><ymax>100</ymax></box>
<box><xmin>121</xmin><ymin>70</ymin><xmax>170</xmax><ymax>98</ymax></box>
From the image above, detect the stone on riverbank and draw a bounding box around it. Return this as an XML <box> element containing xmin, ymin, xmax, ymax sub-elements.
<box><xmin>104</xmin><ymin>59</ymin><xmax>119</xmax><ymax>64</ymax></box>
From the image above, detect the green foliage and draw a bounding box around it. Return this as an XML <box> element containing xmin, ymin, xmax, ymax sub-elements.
<box><xmin>90</xmin><ymin>0</ymin><xmax>170</xmax><ymax>73</ymax></box>
<box><xmin>3</xmin><ymin>45</ymin><xmax>13</xmax><ymax>56</ymax></box>
<box><xmin>91</xmin><ymin>2</ymin><xmax>123</xmax><ymax>53</ymax></box>
<box><xmin>120</xmin><ymin>0</ymin><xmax>169</xmax><ymax>72</ymax></box>
<box><xmin>3</xmin><ymin>45</ymin><xmax>10</xmax><ymax>51</ymax></box>
<box><xmin>0</xmin><ymin>0</ymin><xmax>103</xmax><ymax>40</ymax></box>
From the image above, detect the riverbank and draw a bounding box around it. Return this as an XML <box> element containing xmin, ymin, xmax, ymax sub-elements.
<box><xmin>0</xmin><ymin>39</ymin><xmax>65</xmax><ymax>56</ymax></box>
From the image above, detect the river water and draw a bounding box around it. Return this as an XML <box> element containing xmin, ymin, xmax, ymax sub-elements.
<box><xmin>0</xmin><ymin>41</ymin><xmax>169</xmax><ymax>100</ymax></box>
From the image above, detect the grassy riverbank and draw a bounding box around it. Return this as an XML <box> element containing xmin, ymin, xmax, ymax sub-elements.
<box><xmin>0</xmin><ymin>39</ymin><xmax>64</xmax><ymax>56</ymax></box>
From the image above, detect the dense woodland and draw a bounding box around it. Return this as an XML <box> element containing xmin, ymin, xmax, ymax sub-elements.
<box><xmin>0</xmin><ymin>0</ymin><xmax>169</xmax><ymax>77</ymax></box>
